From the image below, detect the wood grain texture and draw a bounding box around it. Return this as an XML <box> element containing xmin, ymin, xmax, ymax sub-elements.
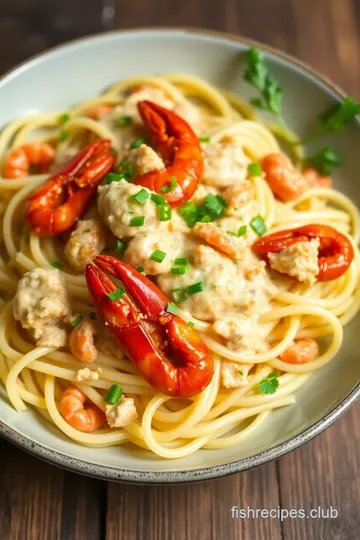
<box><xmin>0</xmin><ymin>0</ymin><xmax>360</xmax><ymax>539</ymax></box>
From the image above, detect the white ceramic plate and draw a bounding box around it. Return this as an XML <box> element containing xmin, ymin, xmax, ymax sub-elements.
<box><xmin>1</xmin><ymin>28</ymin><xmax>359</xmax><ymax>483</ymax></box>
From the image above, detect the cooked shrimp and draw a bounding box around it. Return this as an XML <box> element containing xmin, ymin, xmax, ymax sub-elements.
<box><xmin>261</xmin><ymin>152</ymin><xmax>307</xmax><ymax>201</ymax></box>
<box><xmin>87</xmin><ymin>105</ymin><xmax>113</xmax><ymax>120</ymax></box>
<box><xmin>2</xmin><ymin>142</ymin><xmax>55</xmax><ymax>179</ymax></box>
<box><xmin>279</xmin><ymin>338</ymin><xmax>319</xmax><ymax>364</ymax></box>
<box><xmin>60</xmin><ymin>387</ymin><xmax>105</xmax><ymax>432</ymax></box>
<box><xmin>193</xmin><ymin>222</ymin><xmax>243</xmax><ymax>260</ymax></box>
<box><xmin>302</xmin><ymin>167</ymin><xmax>332</xmax><ymax>190</ymax></box>
<box><xmin>69</xmin><ymin>319</ymin><xmax>98</xmax><ymax>363</ymax></box>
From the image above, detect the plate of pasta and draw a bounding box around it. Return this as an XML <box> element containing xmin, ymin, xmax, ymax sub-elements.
<box><xmin>1</xmin><ymin>28</ymin><xmax>360</xmax><ymax>483</ymax></box>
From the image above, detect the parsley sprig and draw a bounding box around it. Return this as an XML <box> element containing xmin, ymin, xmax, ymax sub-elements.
<box><xmin>180</xmin><ymin>194</ymin><xmax>227</xmax><ymax>227</ymax></box>
<box><xmin>304</xmin><ymin>146</ymin><xmax>342</xmax><ymax>176</ymax></box>
<box><xmin>258</xmin><ymin>372</ymin><xmax>279</xmax><ymax>395</ymax></box>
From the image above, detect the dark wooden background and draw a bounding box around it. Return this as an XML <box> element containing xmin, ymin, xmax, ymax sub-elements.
<box><xmin>1</xmin><ymin>1</ymin><xmax>360</xmax><ymax>538</ymax></box>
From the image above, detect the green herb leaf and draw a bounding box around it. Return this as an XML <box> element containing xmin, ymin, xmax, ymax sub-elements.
<box><xmin>59</xmin><ymin>130</ymin><xmax>70</xmax><ymax>142</ymax></box>
<box><xmin>199</xmin><ymin>136</ymin><xmax>210</xmax><ymax>143</ymax></box>
<box><xmin>187</xmin><ymin>281</ymin><xmax>205</xmax><ymax>295</ymax></box>
<box><xmin>250</xmin><ymin>215</ymin><xmax>267</xmax><ymax>236</ymax></box>
<box><xmin>115</xmin><ymin>239</ymin><xmax>126</xmax><ymax>254</ymax></box>
<box><xmin>127</xmin><ymin>188</ymin><xmax>150</xmax><ymax>205</ymax></box>
<box><xmin>59</xmin><ymin>113</ymin><xmax>70</xmax><ymax>124</ymax></box>
<box><xmin>151</xmin><ymin>193</ymin><xmax>166</xmax><ymax>206</ymax></box>
<box><xmin>188</xmin><ymin>321</ymin><xmax>195</xmax><ymax>329</ymax></box>
<box><xmin>116</xmin><ymin>115</ymin><xmax>133</xmax><ymax>127</ymax></box>
<box><xmin>116</xmin><ymin>160</ymin><xmax>134</xmax><ymax>181</ymax></box>
<box><xmin>258</xmin><ymin>372</ymin><xmax>279</xmax><ymax>395</ymax></box>
<box><xmin>238</xmin><ymin>369</ymin><xmax>243</xmax><ymax>376</ymax></box>
<box><xmin>83</xmin><ymin>228</ymin><xmax>90</xmax><ymax>233</ymax></box>
<box><xmin>105</xmin><ymin>173</ymin><xmax>127</xmax><ymax>184</ymax></box>
<box><xmin>150</xmin><ymin>249</ymin><xmax>166</xmax><ymax>263</ymax></box>
<box><xmin>244</xmin><ymin>47</ymin><xmax>284</xmax><ymax>123</ymax></box>
<box><xmin>71</xmin><ymin>315</ymin><xmax>83</xmax><ymax>327</ymax></box>
<box><xmin>238</xmin><ymin>225</ymin><xmax>247</xmax><ymax>236</ymax></box>
<box><xmin>136</xmin><ymin>266</ymin><xmax>145</xmax><ymax>273</ymax></box>
<box><xmin>106</xmin><ymin>287</ymin><xmax>125</xmax><ymax>301</ymax></box>
<box><xmin>319</xmin><ymin>97</ymin><xmax>360</xmax><ymax>134</ymax></box>
<box><xmin>130</xmin><ymin>137</ymin><xmax>146</xmax><ymax>149</ymax></box>
<box><xmin>166</xmin><ymin>303</ymin><xmax>179</xmax><ymax>315</ymax></box>
<box><xmin>304</xmin><ymin>146</ymin><xmax>342</xmax><ymax>176</ymax></box>
<box><xmin>160</xmin><ymin>176</ymin><xmax>177</xmax><ymax>193</ymax></box>
<box><xmin>110</xmin><ymin>148</ymin><xmax>117</xmax><ymax>157</ymax></box>
<box><xmin>105</xmin><ymin>384</ymin><xmax>123</xmax><ymax>404</ymax></box>
<box><xmin>129</xmin><ymin>216</ymin><xmax>145</xmax><ymax>227</ymax></box>
<box><xmin>159</xmin><ymin>204</ymin><xmax>172</xmax><ymax>222</ymax></box>
<box><xmin>171</xmin><ymin>287</ymin><xmax>189</xmax><ymax>303</ymax></box>
<box><xmin>50</xmin><ymin>260</ymin><xmax>63</xmax><ymax>269</ymax></box>
<box><xmin>248</xmin><ymin>162</ymin><xmax>263</xmax><ymax>177</ymax></box>
<box><xmin>204</xmin><ymin>194</ymin><xmax>228</xmax><ymax>219</ymax></box>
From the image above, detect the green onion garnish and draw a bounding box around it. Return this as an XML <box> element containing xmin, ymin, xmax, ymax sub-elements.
<box><xmin>160</xmin><ymin>176</ymin><xmax>177</xmax><ymax>193</ymax></box>
<box><xmin>159</xmin><ymin>204</ymin><xmax>172</xmax><ymax>221</ymax></box>
<box><xmin>110</xmin><ymin>148</ymin><xmax>117</xmax><ymax>157</ymax></box>
<box><xmin>105</xmin><ymin>384</ymin><xmax>123</xmax><ymax>405</ymax></box>
<box><xmin>171</xmin><ymin>266</ymin><xmax>188</xmax><ymax>275</ymax></box>
<box><xmin>130</xmin><ymin>137</ymin><xmax>146</xmax><ymax>149</ymax></box>
<box><xmin>117</xmin><ymin>115</ymin><xmax>132</xmax><ymax>127</ymax></box>
<box><xmin>250</xmin><ymin>215</ymin><xmax>267</xmax><ymax>236</ymax></box>
<box><xmin>83</xmin><ymin>228</ymin><xmax>90</xmax><ymax>233</ymax></box>
<box><xmin>50</xmin><ymin>260</ymin><xmax>63</xmax><ymax>269</ymax></box>
<box><xmin>117</xmin><ymin>160</ymin><xmax>134</xmax><ymax>181</ymax></box>
<box><xmin>105</xmin><ymin>173</ymin><xmax>126</xmax><ymax>184</ymax></box>
<box><xmin>174</xmin><ymin>258</ymin><xmax>189</xmax><ymax>266</ymax></box>
<box><xmin>136</xmin><ymin>266</ymin><xmax>145</xmax><ymax>273</ymax></box>
<box><xmin>59</xmin><ymin>130</ymin><xmax>69</xmax><ymax>142</ymax></box>
<box><xmin>129</xmin><ymin>216</ymin><xmax>145</xmax><ymax>227</ymax></box>
<box><xmin>127</xmin><ymin>188</ymin><xmax>150</xmax><ymax>205</ymax></box>
<box><xmin>187</xmin><ymin>281</ymin><xmax>205</xmax><ymax>295</ymax></box>
<box><xmin>151</xmin><ymin>193</ymin><xmax>166</xmax><ymax>206</ymax></box>
<box><xmin>116</xmin><ymin>239</ymin><xmax>126</xmax><ymax>254</ymax></box>
<box><xmin>238</xmin><ymin>225</ymin><xmax>247</xmax><ymax>236</ymax></box>
<box><xmin>59</xmin><ymin>113</ymin><xmax>70</xmax><ymax>124</ymax></box>
<box><xmin>89</xmin><ymin>312</ymin><xmax>97</xmax><ymax>320</ymax></box>
<box><xmin>166</xmin><ymin>303</ymin><xmax>179</xmax><ymax>314</ymax></box>
<box><xmin>71</xmin><ymin>315</ymin><xmax>83</xmax><ymax>327</ymax></box>
<box><xmin>248</xmin><ymin>162</ymin><xmax>263</xmax><ymax>177</ymax></box>
<box><xmin>106</xmin><ymin>287</ymin><xmax>125</xmax><ymax>301</ymax></box>
<box><xmin>199</xmin><ymin>136</ymin><xmax>210</xmax><ymax>143</ymax></box>
<box><xmin>171</xmin><ymin>288</ymin><xmax>189</xmax><ymax>303</ymax></box>
<box><xmin>150</xmin><ymin>249</ymin><xmax>166</xmax><ymax>263</ymax></box>
<box><xmin>188</xmin><ymin>321</ymin><xmax>195</xmax><ymax>329</ymax></box>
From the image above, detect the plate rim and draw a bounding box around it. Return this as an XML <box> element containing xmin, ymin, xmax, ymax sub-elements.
<box><xmin>0</xmin><ymin>26</ymin><xmax>359</xmax><ymax>484</ymax></box>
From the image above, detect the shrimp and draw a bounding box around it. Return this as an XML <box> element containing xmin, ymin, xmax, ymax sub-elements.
<box><xmin>279</xmin><ymin>338</ymin><xmax>319</xmax><ymax>364</ymax></box>
<box><xmin>193</xmin><ymin>222</ymin><xmax>243</xmax><ymax>260</ymax></box>
<box><xmin>87</xmin><ymin>105</ymin><xmax>113</xmax><ymax>120</ymax></box>
<box><xmin>302</xmin><ymin>167</ymin><xmax>333</xmax><ymax>189</ymax></box>
<box><xmin>261</xmin><ymin>152</ymin><xmax>308</xmax><ymax>201</ymax></box>
<box><xmin>2</xmin><ymin>142</ymin><xmax>55</xmax><ymax>179</ymax></box>
<box><xmin>60</xmin><ymin>387</ymin><xmax>106</xmax><ymax>432</ymax></box>
<box><xmin>69</xmin><ymin>319</ymin><xmax>98</xmax><ymax>363</ymax></box>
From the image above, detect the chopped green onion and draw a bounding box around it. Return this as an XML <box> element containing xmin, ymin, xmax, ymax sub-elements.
<box><xmin>171</xmin><ymin>266</ymin><xmax>188</xmax><ymax>275</ymax></box>
<box><xmin>117</xmin><ymin>160</ymin><xmax>134</xmax><ymax>181</ymax></box>
<box><xmin>59</xmin><ymin>130</ymin><xmax>69</xmax><ymax>142</ymax></box>
<box><xmin>160</xmin><ymin>176</ymin><xmax>177</xmax><ymax>193</ymax></box>
<box><xmin>89</xmin><ymin>312</ymin><xmax>97</xmax><ymax>320</ymax></box>
<box><xmin>50</xmin><ymin>260</ymin><xmax>63</xmax><ymax>269</ymax></box>
<box><xmin>174</xmin><ymin>258</ymin><xmax>189</xmax><ymax>266</ymax></box>
<box><xmin>136</xmin><ymin>266</ymin><xmax>145</xmax><ymax>273</ymax></box>
<box><xmin>199</xmin><ymin>136</ymin><xmax>210</xmax><ymax>143</ymax></box>
<box><xmin>83</xmin><ymin>228</ymin><xmax>90</xmax><ymax>233</ymax></box>
<box><xmin>238</xmin><ymin>369</ymin><xmax>243</xmax><ymax>376</ymax></box>
<box><xmin>116</xmin><ymin>239</ymin><xmax>126</xmax><ymax>254</ymax></box>
<box><xmin>250</xmin><ymin>215</ymin><xmax>267</xmax><ymax>236</ymax></box>
<box><xmin>159</xmin><ymin>204</ymin><xmax>172</xmax><ymax>221</ymax></box>
<box><xmin>227</xmin><ymin>231</ymin><xmax>237</xmax><ymax>237</ymax></box>
<box><xmin>171</xmin><ymin>288</ymin><xmax>189</xmax><ymax>303</ymax></box>
<box><xmin>127</xmin><ymin>188</ymin><xmax>150</xmax><ymax>205</ymax></box>
<box><xmin>116</xmin><ymin>115</ymin><xmax>132</xmax><ymax>127</ymax></box>
<box><xmin>238</xmin><ymin>225</ymin><xmax>247</xmax><ymax>236</ymax></box>
<box><xmin>248</xmin><ymin>162</ymin><xmax>263</xmax><ymax>177</ymax></box>
<box><xmin>130</xmin><ymin>137</ymin><xmax>146</xmax><ymax>149</ymax></box>
<box><xmin>110</xmin><ymin>148</ymin><xmax>117</xmax><ymax>157</ymax></box>
<box><xmin>59</xmin><ymin>113</ymin><xmax>70</xmax><ymax>124</ymax></box>
<box><xmin>129</xmin><ymin>216</ymin><xmax>145</xmax><ymax>227</ymax></box>
<box><xmin>187</xmin><ymin>281</ymin><xmax>205</xmax><ymax>295</ymax></box>
<box><xmin>105</xmin><ymin>173</ymin><xmax>126</xmax><ymax>184</ymax></box>
<box><xmin>150</xmin><ymin>249</ymin><xmax>166</xmax><ymax>263</ymax></box>
<box><xmin>71</xmin><ymin>315</ymin><xmax>83</xmax><ymax>327</ymax></box>
<box><xmin>105</xmin><ymin>384</ymin><xmax>123</xmax><ymax>405</ymax></box>
<box><xmin>188</xmin><ymin>321</ymin><xmax>195</xmax><ymax>329</ymax></box>
<box><xmin>166</xmin><ymin>303</ymin><xmax>179</xmax><ymax>315</ymax></box>
<box><xmin>106</xmin><ymin>287</ymin><xmax>125</xmax><ymax>301</ymax></box>
<box><xmin>151</xmin><ymin>193</ymin><xmax>166</xmax><ymax>206</ymax></box>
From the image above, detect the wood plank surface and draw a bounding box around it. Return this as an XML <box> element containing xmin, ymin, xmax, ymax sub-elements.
<box><xmin>0</xmin><ymin>0</ymin><xmax>359</xmax><ymax>539</ymax></box>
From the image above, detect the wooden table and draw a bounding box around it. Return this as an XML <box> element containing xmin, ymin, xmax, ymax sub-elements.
<box><xmin>1</xmin><ymin>1</ymin><xmax>359</xmax><ymax>538</ymax></box>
